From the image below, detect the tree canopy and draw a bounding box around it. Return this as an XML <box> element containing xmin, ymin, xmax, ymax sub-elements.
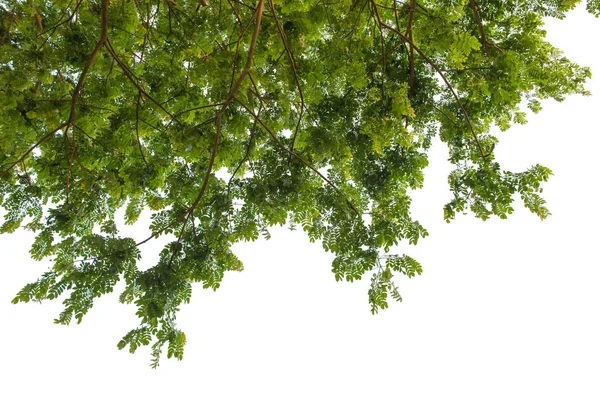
<box><xmin>1</xmin><ymin>0</ymin><xmax>597</xmax><ymax>366</ymax></box>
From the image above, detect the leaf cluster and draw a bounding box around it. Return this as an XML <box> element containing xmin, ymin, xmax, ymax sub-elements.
<box><xmin>0</xmin><ymin>0</ymin><xmax>595</xmax><ymax>365</ymax></box>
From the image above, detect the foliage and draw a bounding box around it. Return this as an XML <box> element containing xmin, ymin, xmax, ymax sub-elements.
<box><xmin>0</xmin><ymin>0</ymin><xmax>595</xmax><ymax>365</ymax></box>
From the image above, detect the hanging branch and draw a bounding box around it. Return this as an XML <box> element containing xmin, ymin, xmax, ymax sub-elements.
<box><xmin>3</xmin><ymin>123</ymin><xmax>68</xmax><ymax>171</ymax></box>
<box><xmin>267</xmin><ymin>0</ymin><xmax>305</xmax><ymax>160</ymax></box>
<box><xmin>136</xmin><ymin>0</ymin><xmax>266</xmax><ymax>248</ymax></box>
<box><xmin>64</xmin><ymin>0</ymin><xmax>109</xmax><ymax>202</ymax></box>
<box><xmin>370</xmin><ymin>1</ymin><xmax>488</xmax><ymax>160</ymax></box>
<box><xmin>234</xmin><ymin>97</ymin><xmax>361</xmax><ymax>216</ymax></box>
<box><xmin>227</xmin><ymin>101</ymin><xmax>263</xmax><ymax>193</ymax></box>
<box><xmin>0</xmin><ymin>5</ymin><xmax>17</xmax><ymax>45</ymax></box>
<box><xmin>163</xmin><ymin>0</ymin><xmax>266</xmax><ymax>269</ymax></box>
<box><xmin>36</xmin><ymin>0</ymin><xmax>84</xmax><ymax>50</ymax></box>
<box><xmin>469</xmin><ymin>0</ymin><xmax>490</xmax><ymax>58</ymax></box>
<box><xmin>135</xmin><ymin>91</ymin><xmax>149</xmax><ymax>169</ymax></box>
<box><xmin>372</xmin><ymin>2</ymin><xmax>387</xmax><ymax>100</ymax></box>
<box><xmin>67</xmin><ymin>0</ymin><xmax>109</xmax><ymax>127</ymax></box>
<box><xmin>4</xmin><ymin>0</ymin><xmax>109</xmax><ymax>173</ymax></box>
<box><xmin>105</xmin><ymin>40</ymin><xmax>182</xmax><ymax>125</ymax></box>
<box><xmin>406</xmin><ymin>0</ymin><xmax>415</xmax><ymax>92</ymax></box>
<box><xmin>229</xmin><ymin>3</ymin><xmax>260</xmax><ymax>91</ymax></box>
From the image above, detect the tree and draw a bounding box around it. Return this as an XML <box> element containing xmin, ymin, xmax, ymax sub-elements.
<box><xmin>0</xmin><ymin>0</ymin><xmax>597</xmax><ymax>366</ymax></box>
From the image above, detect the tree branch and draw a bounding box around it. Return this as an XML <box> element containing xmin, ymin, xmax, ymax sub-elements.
<box><xmin>267</xmin><ymin>0</ymin><xmax>305</xmax><ymax>160</ymax></box>
<box><xmin>135</xmin><ymin>91</ymin><xmax>149</xmax><ymax>169</ymax></box>
<box><xmin>406</xmin><ymin>0</ymin><xmax>415</xmax><ymax>93</ymax></box>
<box><xmin>4</xmin><ymin>0</ymin><xmax>109</xmax><ymax>173</ymax></box>
<box><xmin>136</xmin><ymin>0</ymin><xmax>265</xmax><ymax>247</ymax></box>
<box><xmin>234</xmin><ymin>97</ymin><xmax>361</xmax><ymax>216</ymax></box>
<box><xmin>370</xmin><ymin>1</ymin><xmax>488</xmax><ymax>160</ymax></box>
<box><xmin>469</xmin><ymin>0</ymin><xmax>490</xmax><ymax>58</ymax></box>
<box><xmin>104</xmin><ymin>40</ymin><xmax>182</xmax><ymax>125</ymax></box>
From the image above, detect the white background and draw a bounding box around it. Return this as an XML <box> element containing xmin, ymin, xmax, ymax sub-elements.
<box><xmin>1</xmin><ymin>6</ymin><xmax>599</xmax><ymax>399</ymax></box>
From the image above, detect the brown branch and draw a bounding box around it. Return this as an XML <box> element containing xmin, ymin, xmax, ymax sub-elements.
<box><xmin>3</xmin><ymin>123</ymin><xmax>68</xmax><ymax>171</ymax></box>
<box><xmin>135</xmin><ymin>91</ymin><xmax>149</xmax><ymax>168</ymax></box>
<box><xmin>227</xmin><ymin>101</ymin><xmax>262</xmax><ymax>193</ymax></box>
<box><xmin>196</xmin><ymin>0</ymin><xmax>209</xmax><ymax>12</ymax></box>
<box><xmin>147</xmin><ymin>0</ymin><xmax>265</xmax><ymax>261</ymax></box>
<box><xmin>65</xmin><ymin>125</ymin><xmax>77</xmax><ymax>203</ymax></box>
<box><xmin>176</xmin><ymin>103</ymin><xmax>224</xmax><ymax>118</ymax></box>
<box><xmin>4</xmin><ymin>0</ymin><xmax>109</xmax><ymax>173</ymax></box>
<box><xmin>344</xmin><ymin>0</ymin><xmax>369</xmax><ymax>40</ymax></box>
<box><xmin>31</xmin><ymin>2</ymin><xmax>44</xmax><ymax>32</ymax></box>
<box><xmin>321</xmin><ymin>0</ymin><xmax>334</xmax><ymax>32</ymax></box>
<box><xmin>67</xmin><ymin>0</ymin><xmax>109</xmax><ymax>127</ymax></box>
<box><xmin>230</xmin><ymin>0</ymin><xmax>256</xmax><ymax>11</ymax></box>
<box><xmin>73</xmin><ymin>123</ymin><xmax>111</xmax><ymax>153</ymax></box>
<box><xmin>136</xmin><ymin>0</ymin><xmax>266</xmax><ymax>248</ymax></box>
<box><xmin>226</xmin><ymin>0</ymin><xmax>244</xmax><ymax>26</ymax></box>
<box><xmin>392</xmin><ymin>0</ymin><xmax>401</xmax><ymax>32</ymax></box>
<box><xmin>145</xmin><ymin>2</ymin><xmax>154</xmax><ymax>48</ymax></box>
<box><xmin>411</xmin><ymin>88</ymin><xmax>458</xmax><ymax>128</ymax></box>
<box><xmin>267</xmin><ymin>0</ymin><xmax>305</xmax><ymax>159</ymax></box>
<box><xmin>132</xmin><ymin>0</ymin><xmax>145</xmax><ymax>24</ymax></box>
<box><xmin>469</xmin><ymin>0</ymin><xmax>489</xmax><ymax>58</ymax></box>
<box><xmin>371</xmin><ymin>1</ymin><xmax>387</xmax><ymax>100</ymax></box>
<box><xmin>139</xmin><ymin>117</ymin><xmax>166</xmax><ymax>133</ymax></box>
<box><xmin>0</xmin><ymin>5</ymin><xmax>17</xmax><ymax>45</ymax></box>
<box><xmin>370</xmin><ymin>1</ymin><xmax>488</xmax><ymax>160</ymax></box>
<box><xmin>64</xmin><ymin>0</ymin><xmax>109</xmax><ymax>202</ymax></box>
<box><xmin>187</xmin><ymin>0</ymin><xmax>264</xmax><ymax>219</ymax></box>
<box><xmin>37</xmin><ymin>0</ymin><xmax>83</xmax><ymax>50</ymax></box>
<box><xmin>105</xmin><ymin>40</ymin><xmax>182</xmax><ymax>125</ymax></box>
<box><xmin>229</xmin><ymin>4</ymin><xmax>260</xmax><ymax>91</ymax></box>
<box><xmin>234</xmin><ymin>97</ymin><xmax>361</xmax><ymax>216</ymax></box>
<box><xmin>406</xmin><ymin>0</ymin><xmax>415</xmax><ymax>93</ymax></box>
<box><xmin>404</xmin><ymin>0</ymin><xmax>416</xmax><ymax>128</ymax></box>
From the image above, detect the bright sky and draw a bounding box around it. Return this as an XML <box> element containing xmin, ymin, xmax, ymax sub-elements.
<box><xmin>1</xmin><ymin>6</ymin><xmax>599</xmax><ymax>400</ymax></box>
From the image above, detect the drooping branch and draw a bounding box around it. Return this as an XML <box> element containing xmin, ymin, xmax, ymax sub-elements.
<box><xmin>227</xmin><ymin>100</ymin><xmax>262</xmax><ymax>193</ymax></box>
<box><xmin>372</xmin><ymin>1</ymin><xmax>387</xmax><ymax>100</ymax></box>
<box><xmin>406</xmin><ymin>0</ymin><xmax>415</xmax><ymax>93</ymax></box>
<box><xmin>2</xmin><ymin>123</ymin><xmax>68</xmax><ymax>171</ymax></box>
<box><xmin>469</xmin><ymin>0</ymin><xmax>490</xmax><ymax>58</ymax></box>
<box><xmin>136</xmin><ymin>0</ymin><xmax>266</xmax><ymax>247</ymax></box>
<box><xmin>229</xmin><ymin>3</ymin><xmax>260</xmax><ymax>91</ymax></box>
<box><xmin>234</xmin><ymin>97</ymin><xmax>361</xmax><ymax>216</ymax></box>
<box><xmin>66</xmin><ymin>0</ymin><xmax>109</xmax><ymax>126</ymax></box>
<box><xmin>154</xmin><ymin>0</ymin><xmax>266</xmax><ymax>268</ymax></box>
<box><xmin>321</xmin><ymin>0</ymin><xmax>334</xmax><ymax>31</ymax></box>
<box><xmin>0</xmin><ymin>5</ymin><xmax>17</xmax><ymax>45</ymax></box>
<box><xmin>63</xmin><ymin>0</ymin><xmax>109</xmax><ymax>202</ymax></box>
<box><xmin>186</xmin><ymin>0</ymin><xmax>265</xmax><ymax>223</ymax></box>
<box><xmin>135</xmin><ymin>91</ymin><xmax>149</xmax><ymax>169</ymax></box>
<box><xmin>36</xmin><ymin>0</ymin><xmax>84</xmax><ymax>51</ymax></box>
<box><xmin>175</xmin><ymin>103</ymin><xmax>224</xmax><ymax>119</ymax></box>
<box><xmin>30</xmin><ymin>2</ymin><xmax>44</xmax><ymax>32</ymax></box>
<box><xmin>267</xmin><ymin>0</ymin><xmax>305</xmax><ymax>158</ymax></box>
<box><xmin>105</xmin><ymin>40</ymin><xmax>182</xmax><ymax>125</ymax></box>
<box><xmin>4</xmin><ymin>0</ymin><xmax>109</xmax><ymax>173</ymax></box>
<box><xmin>370</xmin><ymin>1</ymin><xmax>488</xmax><ymax>160</ymax></box>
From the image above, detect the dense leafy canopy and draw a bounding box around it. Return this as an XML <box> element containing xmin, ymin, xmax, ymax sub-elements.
<box><xmin>1</xmin><ymin>0</ymin><xmax>596</xmax><ymax>365</ymax></box>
